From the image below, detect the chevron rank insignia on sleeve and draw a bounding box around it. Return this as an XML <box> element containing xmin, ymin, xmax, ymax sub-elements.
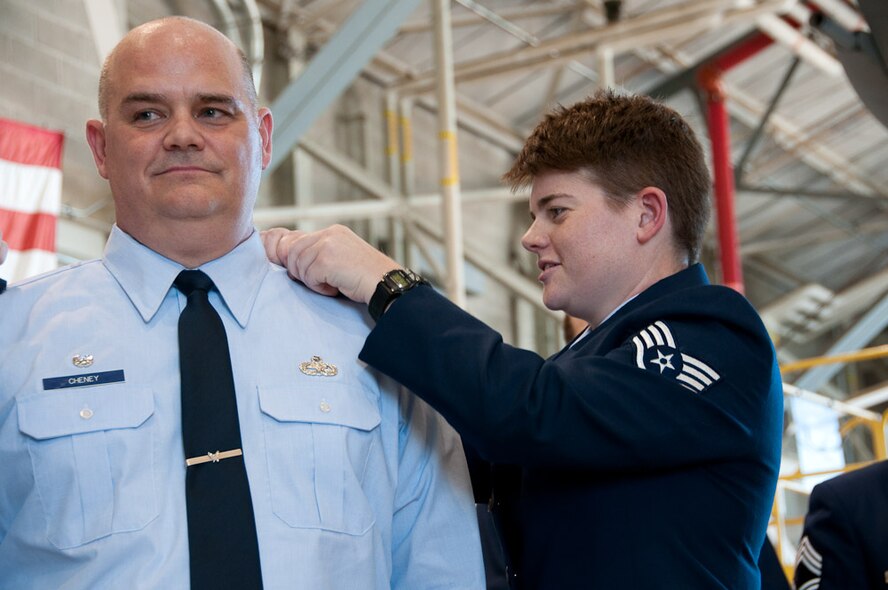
<box><xmin>631</xmin><ymin>321</ymin><xmax>720</xmax><ymax>393</ymax></box>
<box><xmin>793</xmin><ymin>535</ymin><xmax>822</xmax><ymax>590</ymax></box>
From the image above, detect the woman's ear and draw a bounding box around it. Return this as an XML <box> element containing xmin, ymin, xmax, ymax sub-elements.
<box><xmin>636</xmin><ymin>186</ymin><xmax>668</xmax><ymax>245</ymax></box>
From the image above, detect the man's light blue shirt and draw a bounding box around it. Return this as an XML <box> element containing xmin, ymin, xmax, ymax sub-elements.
<box><xmin>0</xmin><ymin>226</ymin><xmax>483</xmax><ymax>589</ymax></box>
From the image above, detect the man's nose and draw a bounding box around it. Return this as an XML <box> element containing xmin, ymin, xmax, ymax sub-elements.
<box><xmin>163</xmin><ymin>113</ymin><xmax>205</xmax><ymax>151</ymax></box>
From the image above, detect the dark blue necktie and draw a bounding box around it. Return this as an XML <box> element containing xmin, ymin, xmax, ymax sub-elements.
<box><xmin>175</xmin><ymin>270</ymin><xmax>263</xmax><ymax>590</ymax></box>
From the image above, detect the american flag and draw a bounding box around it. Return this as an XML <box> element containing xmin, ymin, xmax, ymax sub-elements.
<box><xmin>0</xmin><ymin>117</ymin><xmax>64</xmax><ymax>287</ymax></box>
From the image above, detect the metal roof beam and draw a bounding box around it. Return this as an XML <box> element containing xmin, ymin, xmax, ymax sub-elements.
<box><xmin>268</xmin><ymin>0</ymin><xmax>423</xmax><ymax>173</ymax></box>
<box><xmin>635</xmin><ymin>42</ymin><xmax>886</xmax><ymax>199</ymax></box>
<box><xmin>795</xmin><ymin>291</ymin><xmax>888</xmax><ymax>391</ymax></box>
<box><xmin>399</xmin><ymin>2</ymin><xmax>579</xmax><ymax>34</ymax></box>
<box><xmin>393</xmin><ymin>0</ymin><xmax>791</xmax><ymax>95</ymax></box>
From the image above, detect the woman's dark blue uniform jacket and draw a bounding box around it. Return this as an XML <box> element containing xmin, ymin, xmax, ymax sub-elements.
<box><xmin>359</xmin><ymin>264</ymin><xmax>783</xmax><ymax>589</ymax></box>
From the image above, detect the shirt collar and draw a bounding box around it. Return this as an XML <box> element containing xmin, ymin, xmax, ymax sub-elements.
<box><xmin>568</xmin><ymin>293</ymin><xmax>639</xmax><ymax>349</ymax></box>
<box><xmin>103</xmin><ymin>225</ymin><xmax>269</xmax><ymax>328</ymax></box>
<box><xmin>567</xmin><ymin>264</ymin><xmax>709</xmax><ymax>349</ymax></box>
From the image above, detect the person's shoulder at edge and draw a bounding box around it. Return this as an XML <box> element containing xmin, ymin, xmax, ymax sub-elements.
<box><xmin>815</xmin><ymin>460</ymin><xmax>888</xmax><ymax>496</ymax></box>
<box><xmin>0</xmin><ymin>259</ymin><xmax>105</xmax><ymax>302</ymax></box>
<box><xmin>261</xmin><ymin>261</ymin><xmax>375</xmax><ymax>333</ymax></box>
<box><xmin>599</xmin><ymin>264</ymin><xmax>770</xmax><ymax>334</ymax></box>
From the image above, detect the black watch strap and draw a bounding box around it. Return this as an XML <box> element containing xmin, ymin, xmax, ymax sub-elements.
<box><xmin>368</xmin><ymin>268</ymin><xmax>427</xmax><ymax>322</ymax></box>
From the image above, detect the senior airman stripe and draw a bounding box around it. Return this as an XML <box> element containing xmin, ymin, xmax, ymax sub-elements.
<box><xmin>632</xmin><ymin>321</ymin><xmax>721</xmax><ymax>393</ymax></box>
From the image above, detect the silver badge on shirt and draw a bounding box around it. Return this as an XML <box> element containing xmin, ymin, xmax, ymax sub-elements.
<box><xmin>299</xmin><ymin>355</ymin><xmax>338</xmax><ymax>377</ymax></box>
<box><xmin>72</xmin><ymin>354</ymin><xmax>94</xmax><ymax>368</ymax></box>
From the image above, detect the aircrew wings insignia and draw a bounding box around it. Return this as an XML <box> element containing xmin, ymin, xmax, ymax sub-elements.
<box><xmin>631</xmin><ymin>321</ymin><xmax>720</xmax><ymax>393</ymax></box>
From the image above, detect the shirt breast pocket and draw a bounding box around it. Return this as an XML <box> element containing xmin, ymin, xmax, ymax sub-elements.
<box><xmin>258</xmin><ymin>382</ymin><xmax>381</xmax><ymax>536</ymax></box>
<box><xmin>16</xmin><ymin>386</ymin><xmax>158</xmax><ymax>549</ymax></box>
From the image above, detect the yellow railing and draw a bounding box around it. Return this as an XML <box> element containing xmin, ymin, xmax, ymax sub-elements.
<box><xmin>779</xmin><ymin>343</ymin><xmax>888</xmax><ymax>375</ymax></box>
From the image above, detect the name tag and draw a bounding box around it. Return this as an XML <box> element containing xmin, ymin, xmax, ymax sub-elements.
<box><xmin>43</xmin><ymin>370</ymin><xmax>125</xmax><ymax>391</ymax></box>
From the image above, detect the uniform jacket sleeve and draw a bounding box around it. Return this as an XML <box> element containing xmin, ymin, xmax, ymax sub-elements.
<box><xmin>360</xmin><ymin>282</ymin><xmax>781</xmax><ymax>472</ymax></box>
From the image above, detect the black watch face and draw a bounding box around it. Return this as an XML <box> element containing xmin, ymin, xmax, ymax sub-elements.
<box><xmin>388</xmin><ymin>271</ymin><xmax>412</xmax><ymax>290</ymax></box>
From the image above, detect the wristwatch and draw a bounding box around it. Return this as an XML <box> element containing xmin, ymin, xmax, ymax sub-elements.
<box><xmin>368</xmin><ymin>268</ymin><xmax>428</xmax><ymax>321</ymax></box>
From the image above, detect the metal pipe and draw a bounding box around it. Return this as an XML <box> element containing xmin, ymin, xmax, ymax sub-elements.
<box><xmin>780</xmin><ymin>344</ymin><xmax>888</xmax><ymax>374</ymax></box>
<box><xmin>399</xmin><ymin>2</ymin><xmax>578</xmax><ymax>34</ymax></box>
<box><xmin>782</xmin><ymin>383</ymin><xmax>882</xmax><ymax>422</ymax></box>
<box><xmin>394</xmin><ymin>0</ymin><xmax>789</xmax><ymax>95</ymax></box>
<box><xmin>252</xmin><ymin>185</ymin><xmax>528</xmax><ymax>226</ymax></box>
<box><xmin>755</xmin><ymin>13</ymin><xmax>842</xmax><ymax>77</ymax></box>
<box><xmin>399</xmin><ymin>97</ymin><xmax>416</xmax><ymax>197</ymax></box>
<box><xmin>433</xmin><ymin>0</ymin><xmax>466</xmax><ymax>307</ymax></box>
<box><xmin>695</xmin><ymin>31</ymin><xmax>778</xmax><ymax>293</ymax></box>
<box><xmin>847</xmin><ymin>385</ymin><xmax>888</xmax><ymax>411</ymax></box>
<box><xmin>735</xmin><ymin>55</ymin><xmax>801</xmax><ymax>187</ymax></box>
<box><xmin>385</xmin><ymin>92</ymin><xmax>401</xmax><ymax>195</ymax></box>
<box><xmin>211</xmin><ymin>0</ymin><xmax>245</xmax><ymax>50</ymax></box>
<box><xmin>699</xmin><ymin>67</ymin><xmax>744</xmax><ymax>293</ymax></box>
<box><xmin>385</xmin><ymin>91</ymin><xmax>405</xmax><ymax>262</ymax></box>
<box><xmin>243</xmin><ymin>0</ymin><xmax>265</xmax><ymax>92</ymax></box>
<box><xmin>708</xmin><ymin>31</ymin><xmax>774</xmax><ymax>72</ymax></box>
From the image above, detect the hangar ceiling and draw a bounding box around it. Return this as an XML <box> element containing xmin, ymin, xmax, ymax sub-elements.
<box><xmin>2</xmin><ymin>0</ymin><xmax>887</xmax><ymax>417</ymax></box>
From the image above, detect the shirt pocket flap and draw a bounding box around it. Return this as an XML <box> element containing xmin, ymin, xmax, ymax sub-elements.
<box><xmin>259</xmin><ymin>383</ymin><xmax>381</xmax><ymax>431</ymax></box>
<box><xmin>18</xmin><ymin>386</ymin><xmax>155</xmax><ymax>440</ymax></box>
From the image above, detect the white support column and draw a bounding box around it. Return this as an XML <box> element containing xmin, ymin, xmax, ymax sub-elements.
<box><xmin>83</xmin><ymin>0</ymin><xmax>126</xmax><ymax>62</ymax></box>
<box><xmin>432</xmin><ymin>0</ymin><xmax>466</xmax><ymax>308</ymax></box>
<box><xmin>596</xmin><ymin>45</ymin><xmax>615</xmax><ymax>89</ymax></box>
<box><xmin>385</xmin><ymin>92</ymin><xmax>406</xmax><ymax>261</ymax></box>
<box><xmin>399</xmin><ymin>96</ymin><xmax>417</xmax><ymax>268</ymax></box>
<box><xmin>293</xmin><ymin>149</ymin><xmax>316</xmax><ymax>230</ymax></box>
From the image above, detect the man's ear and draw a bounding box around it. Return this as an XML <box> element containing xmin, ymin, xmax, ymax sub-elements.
<box><xmin>258</xmin><ymin>107</ymin><xmax>273</xmax><ymax>170</ymax></box>
<box><xmin>636</xmin><ymin>186</ymin><xmax>668</xmax><ymax>245</ymax></box>
<box><xmin>85</xmin><ymin>120</ymin><xmax>110</xmax><ymax>180</ymax></box>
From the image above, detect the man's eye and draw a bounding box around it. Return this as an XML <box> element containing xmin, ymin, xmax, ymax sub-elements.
<box><xmin>201</xmin><ymin>107</ymin><xmax>229</xmax><ymax>119</ymax></box>
<box><xmin>548</xmin><ymin>207</ymin><xmax>565</xmax><ymax>219</ymax></box>
<box><xmin>134</xmin><ymin>111</ymin><xmax>160</xmax><ymax>122</ymax></box>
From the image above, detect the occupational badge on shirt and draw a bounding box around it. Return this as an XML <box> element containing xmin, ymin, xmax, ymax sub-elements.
<box><xmin>72</xmin><ymin>354</ymin><xmax>94</xmax><ymax>368</ymax></box>
<box><xmin>299</xmin><ymin>355</ymin><xmax>338</xmax><ymax>377</ymax></box>
<box><xmin>631</xmin><ymin>321</ymin><xmax>720</xmax><ymax>393</ymax></box>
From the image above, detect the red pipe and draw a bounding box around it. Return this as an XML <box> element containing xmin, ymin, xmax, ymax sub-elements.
<box><xmin>696</xmin><ymin>32</ymin><xmax>773</xmax><ymax>294</ymax></box>
<box><xmin>698</xmin><ymin>68</ymin><xmax>744</xmax><ymax>294</ymax></box>
<box><xmin>711</xmin><ymin>33</ymin><xmax>773</xmax><ymax>72</ymax></box>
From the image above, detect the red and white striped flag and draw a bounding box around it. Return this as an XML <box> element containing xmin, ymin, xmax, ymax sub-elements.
<box><xmin>0</xmin><ymin>118</ymin><xmax>64</xmax><ymax>285</ymax></box>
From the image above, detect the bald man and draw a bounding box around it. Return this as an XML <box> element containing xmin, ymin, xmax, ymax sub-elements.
<box><xmin>0</xmin><ymin>17</ymin><xmax>483</xmax><ymax>590</ymax></box>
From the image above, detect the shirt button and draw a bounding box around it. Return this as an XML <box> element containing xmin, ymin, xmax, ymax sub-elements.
<box><xmin>319</xmin><ymin>400</ymin><xmax>331</xmax><ymax>413</ymax></box>
<box><xmin>80</xmin><ymin>408</ymin><xmax>94</xmax><ymax>419</ymax></box>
